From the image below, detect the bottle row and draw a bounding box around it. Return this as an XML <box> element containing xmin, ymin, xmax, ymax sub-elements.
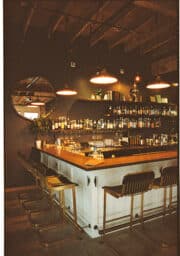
<box><xmin>51</xmin><ymin>117</ymin><xmax>163</xmax><ymax>130</ymax></box>
<box><xmin>106</xmin><ymin>104</ymin><xmax>178</xmax><ymax>117</ymax></box>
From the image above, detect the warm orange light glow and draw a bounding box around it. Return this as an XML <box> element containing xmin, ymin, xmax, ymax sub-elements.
<box><xmin>146</xmin><ymin>82</ymin><xmax>170</xmax><ymax>89</ymax></box>
<box><xmin>56</xmin><ymin>89</ymin><xmax>77</xmax><ymax>95</ymax></box>
<box><xmin>27</xmin><ymin>105</ymin><xmax>38</xmax><ymax>108</ymax></box>
<box><xmin>31</xmin><ymin>101</ymin><xmax>45</xmax><ymax>106</ymax></box>
<box><xmin>172</xmin><ymin>82</ymin><xmax>178</xmax><ymax>87</ymax></box>
<box><xmin>146</xmin><ymin>76</ymin><xmax>170</xmax><ymax>89</ymax></box>
<box><xmin>135</xmin><ymin>75</ymin><xmax>141</xmax><ymax>82</ymax></box>
<box><xmin>90</xmin><ymin>69</ymin><xmax>118</xmax><ymax>84</ymax></box>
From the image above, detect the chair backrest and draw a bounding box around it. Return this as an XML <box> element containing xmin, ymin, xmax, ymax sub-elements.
<box><xmin>29</xmin><ymin>148</ymin><xmax>41</xmax><ymax>163</ymax></box>
<box><xmin>122</xmin><ymin>171</ymin><xmax>154</xmax><ymax>195</ymax></box>
<box><xmin>160</xmin><ymin>166</ymin><xmax>178</xmax><ymax>186</ymax></box>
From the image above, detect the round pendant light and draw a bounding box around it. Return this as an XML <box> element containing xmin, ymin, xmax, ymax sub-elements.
<box><xmin>146</xmin><ymin>76</ymin><xmax>171</xmax><ymax>89</ymax></box>
<box><xmin>56</xmin><ymin>84</ymin><xmax>77</xmax><ymax>96</ymax></box>
<box><xmin>27</xmin><ymin>104</ymin><xmax>38</xmax><ymax>108</ymax></box>
<box><xmin>90</xmin><ymin>69</ymin><xmax>118</xmax><ymax>85</ymax></box>
<box><xmin>31</xmin><ymin>99</ymin><xmax>45</xmax><ymax>106</ymax></box>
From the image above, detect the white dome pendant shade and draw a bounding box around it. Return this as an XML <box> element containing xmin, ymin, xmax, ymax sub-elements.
<box><xmin>56</xmin><ymin>84</ymin><xmax>77</xmax><ymax>96</ymax></box>
<box><xmin>146</xmin><ymin>76</ymin><xmax>171</xmax><ymax>89</ymax></box>
<box><xmin>90</xmin><ymin>69</ymin><xmax>118</xmax><ymax>85</ymax></box>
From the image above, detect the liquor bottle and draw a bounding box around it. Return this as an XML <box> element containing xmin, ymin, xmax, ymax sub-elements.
<box><xmin>138</xmin><ymin>117</ymin><xmax>142</xmax><ymax>128</ymax></box>
<box><xmin>52</xmin><ymin>120</ymin><xmax>55</xmax><ymax>130</ymax></box>
<box><xmin>150</xmin><ymin>118</ymin><xmax>155</xmax><ymax>128</ymax></box>
<box><xmin>55</xmin><ymin>119</ymin><xmax>59</xmax><ymax>129</ymax></box>
<box><xmin>93</xmin><ymin>120</ymin><xmax>97</xmax><ymax>129</ymax></box>
<box><xmin>107</xmin><ymin>105</ymin><xmax>113</xmax><ymax>116</ymax></box>
<box><xmin>137</xmin><ymin>105</ymin><xmax>142</xmax><ymax>115</ymax></box>
<box><xmin>117</xmin><ymin>106</ymin><xmax>121</xmax><ymax>115</ymax></box>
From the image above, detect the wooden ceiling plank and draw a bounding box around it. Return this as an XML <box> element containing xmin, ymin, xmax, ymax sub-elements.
<box><xmin>23</xmin><ymin>1</ymin><xmax>37</xmax><ymax>38</ymax></box>
<box><xmin>48</xmin><ymin>1</ymin><xmax>70</xmax><ymax>38</ymax></box>
<box><xmin>125</xmin><ymin>19</ymin><xmax>176</xmax><ymax>52</ymax></box>
<box><xmin>71</xmin><ymin>1</ymin><xmax>111</xmax><ymax>43</ymax></box>
<box><xmin>142</xmin><ymin>35</ymin><xmax>177</xmax><ymax>55</ymax></box>
<box><xmin>151</xmin><ymin>55</ymin><xmax>177</xmax><ymax>75</ymax></box>
<box><xmin>133</xmin><ymin>0</ymin><xmax>177</xmax><ymax>18</ymax></box>
<box><xmin>90</xmin><ymin>1</ymin><xmax>134</xmax><ymax>47</ymax></box>
<box><xmin>110</xmin><ymin>16</ymin><xmax>153</xmax><ymax>49</ymax></box>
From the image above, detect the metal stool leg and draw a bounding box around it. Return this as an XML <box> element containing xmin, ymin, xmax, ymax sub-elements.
<box><xmin>163</xmin><ymin>187</ymin><xmax>167</xmax><ymax>221</ymax></box>
<box><xmin>72</xmin><ymin>187</ymin><xmax>77</xmax><ymax>225</ymax></box>
<box><xmin>140</xmin><ymin>192</ymin><xmax>144</xmax><ymax>227</ymax></box>
<box><xmin>130</xmin><ymin>194</ymin><xmax>134</xmax><ymax>230</ymax></box>
<box><xmin>169</xmin><ymin>185</ymin><xmax>172</xmax><ymax>214</ymax></box>
<box><xmin>61</xmin><ymin>190</ymin><xmax>65</xmax><ymax>222</ymax></box>
<box><xmin>58</xmin><ymin>190</ymin><xmax>64</xmax><ymax>222</ymax></box>
<box><xmin>102</xmin><ymin>190</ymin><xmax>107</xmax><ymax>239</ymax></box>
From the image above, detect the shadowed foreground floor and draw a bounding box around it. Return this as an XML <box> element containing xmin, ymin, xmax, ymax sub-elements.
<box><xmin>5</xmin><ymin>188</ymin><xmax>178</xmax><ymax>256</ymax></box>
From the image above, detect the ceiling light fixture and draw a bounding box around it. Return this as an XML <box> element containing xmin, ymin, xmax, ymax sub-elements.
<box><xmin>56</xmin><ymin>84</ymin><xmax>77</xmax><ymax>96</ymax></box>
<box><xmin>146</xmin><ymin>76</ymin><xmax>171</xmax><ymax>89</ymax></box>
<box><xmin>90</xmin><ymin>69</ymin><xmax>118</xmax><ymax>85</ymax></box>
<box><xmin>27</xmin><ymin>105</ymin><xmax>38</xmax><ymax>108</ymax></box>
<box><xmin>171</xmin><ymin>82</ymin><xmax>178</xmax><ymax>87</ymax></box>
<box><xmin>31</xmin><ymin>99</ymin><xmax>45</xmax><ymax>106</ymax></box>
<box><xmin>134</xmin><ymin>73</ymin><xmax>141</xmax><ymax>83</ymax></box>
<box><xmin>55</xmin><ymin>17</ymin><xmax>78</xmax><ymax>96</ymax></box>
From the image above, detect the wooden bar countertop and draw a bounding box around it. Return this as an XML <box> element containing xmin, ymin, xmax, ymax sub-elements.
<box><xmin>35</xmin><ymin>145</ymin><xmax>177</xmax><ymax>171</ymax></box>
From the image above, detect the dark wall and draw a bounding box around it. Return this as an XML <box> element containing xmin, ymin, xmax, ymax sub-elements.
<box><xmin>5</xmin><ymin>79</ymin><xmax>35</xmax><ymax>187</ymax></box>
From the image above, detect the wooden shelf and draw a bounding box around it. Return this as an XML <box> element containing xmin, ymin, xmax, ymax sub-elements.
<box><xmin>77</xmin><ymin>98</ymin><xmax>177</xmax><ymax>107</ymax></box>
<box><xmin>50</xmin><ymin>127</ymin><xmax>162</xmax><ymax>135</ymax></box>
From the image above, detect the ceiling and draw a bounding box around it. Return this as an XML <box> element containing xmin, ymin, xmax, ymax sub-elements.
<box><xmin>4</xmin><ymin>0</ymin><xmax>178</xmax><ymax>84</ymax></box>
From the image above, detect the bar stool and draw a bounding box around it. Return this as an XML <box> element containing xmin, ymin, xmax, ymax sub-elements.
<box><xmin>29</xmin><ymin>205</ymin><xmax>62</xmax><ymax>230</ymax></box>
<box><xmin>17</xmin><ymin>152</ymin><xmax>45</xmax><ymax>203</ymax></box>
<box><xmin>45</xmin><ymin>175</ymin><xmax>78</xmax><ymax>226</ymax></box>
<box><xmin>20</xmin><ymin>166</ymin><xmax>58</xmax><ymax>213</ymax></box>
<box><xmin>35</xmin><ymin>175</ymin><xmax>80</xmax><ymax>247</ymax></box>
<box><xmin>153</xmin><ymin>166</ymin><xmax>178</xmax><ymax>219</ymax></box>
<box><xmin>102</xmin><ymin>171</ymin><xmax>154</xmax><ymax>237</ymax></box>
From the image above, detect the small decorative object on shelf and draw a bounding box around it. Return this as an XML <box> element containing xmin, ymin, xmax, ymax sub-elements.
<box><xmin>129</xmin><ymin>83</ymin><xmax>142</xmax><ymax>102</ymax></box>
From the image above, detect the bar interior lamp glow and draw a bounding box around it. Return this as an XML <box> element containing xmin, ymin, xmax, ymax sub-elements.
<box><xmin>56</xmin><ymin>84</ymin><xmax>77</xmax><ymax>96</ymax></box>
<box><xmin>90</xmin><ymin>69</ymin><xmax>118</xmax><ymax>84</ymax></box>
<box><xmin>31</xmin><ymin>99</ymin><xmax>45</xmax><ymax>106</ymax></box>
<box><xmin>146</xmin><ymin>76</ymin><xmax>170</xmax><ymax>89</ymax></box>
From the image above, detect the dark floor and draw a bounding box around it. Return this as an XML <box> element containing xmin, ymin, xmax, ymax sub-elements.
<box><xmin>5</xmin><ymin>188</ymin><xmax>178</xmax><ymax>256</ymax></box>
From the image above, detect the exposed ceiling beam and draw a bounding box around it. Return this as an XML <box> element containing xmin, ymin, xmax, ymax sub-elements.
<box><xmin>110</xmin><ymin>17</ymin><xmax>153</xmax><ymax>49</ymax></box>
<box><xmin>23</xmin><ymin>1</ymin><xmax>37</xmax><ymax>38</ymax></box>
<box><xmin>71</xmin><ymin>1</ymin><xmax>111</xmax><ymax>44</ymax></box>
<box><xmin>151</xmin><ymin>55</ymin><xmax>177</xmax><ymax>75</ymax></box>
<box><xmin>48</xmin><ymin>1</ymin><xmax>69</xmax><ymax>38</ymax></box>
<box><xmin>144</xmin><ymin>38</ymin><xmax>174</xmax><ymax>55</ymax></box>
<box><xmin>90</xmin><ymin>1</ymin><xmax>134</xmax><ymax>47</ymax></box>
<box><xmin>133</xmin><ymin>0</ymin><xmax>177</xmax><ymax>18</ymax></box>
<box><xmin>147</xmin><ymin>38</ymin><xmax>178</xmax><ymax>61</ymax></box>
<box><xmin>124</xmin><ymin>19</ymin><xmax>176</xmax><ymax>52</ymax></box>
<box><xmin>142</xmin><ymin>35</ymin><xmax>177</xmax><ymax>55</ymax></box>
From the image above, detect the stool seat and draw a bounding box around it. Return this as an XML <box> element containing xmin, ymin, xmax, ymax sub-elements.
<box><xmin>29</xmin><ymin>208</ymin><xmax>62</xmax><ymax>229</ymax></box>
<box><xmin>18</xmin><ymin>189</ymin><xmax>44</xmax><ymax>203</ymax></box>
<box><xmin>103</xmin><ymin>185</ymin><xmax>123</xmax><ymax>198</ymax></box>
<box><xmin>23</xmin><ymin>197</ymin><xmax>51</xmax><ymax>213</ymax></box>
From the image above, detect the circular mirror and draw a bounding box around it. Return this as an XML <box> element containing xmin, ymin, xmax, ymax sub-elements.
<box><xmin>11</xmin><ymin>76</ymin><xmax>56</xmax><ymax>121</ymax></box>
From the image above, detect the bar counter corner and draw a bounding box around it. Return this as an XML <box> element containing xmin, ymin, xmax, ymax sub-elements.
<box><xmin>35</xmin><ymin>145</ymin><xmax>177</xmax><ymax>238</ymax></box>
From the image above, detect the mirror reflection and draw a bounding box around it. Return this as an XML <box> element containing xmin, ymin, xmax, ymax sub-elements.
<box><xmin>11</xmin><ymin>76</ymin><xmax>56</xmax><ymax>120</ymax></box>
